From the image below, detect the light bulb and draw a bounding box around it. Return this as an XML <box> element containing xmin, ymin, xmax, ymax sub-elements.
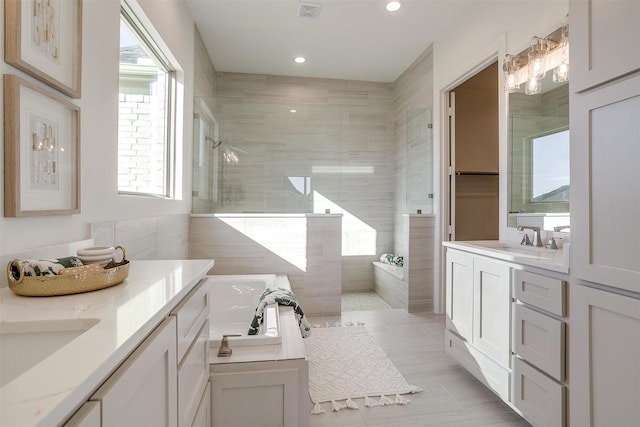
<box><xmin>525</xmin><ymin>77</ymin><xmax>541</xmax><ymax>95</ymax></box>
<box><xmin>553</xmin><ymin>62</ymin><xmax>569</xmax><ymax>82</ymax></box>
<box><xmin>386</xmin><ymin>1</ymin><xmax>402</xmax><ymax>12</ymax></box>
<box><xmin>503</xmin><ymin>54</ymin><xmax>521</xmax><ymax>93</ymax></box>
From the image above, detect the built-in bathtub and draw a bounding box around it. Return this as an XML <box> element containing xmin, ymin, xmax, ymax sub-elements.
<box><xmin>207</xmin><ymin>274</ymin><xmax>284</xmax><ymax>348</ymax></box>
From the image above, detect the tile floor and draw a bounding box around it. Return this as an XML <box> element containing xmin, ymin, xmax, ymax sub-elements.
<box><xmin>305</xmin><ymin>292</ymin><xmax>530</xmax><ymax>427</ymax></box>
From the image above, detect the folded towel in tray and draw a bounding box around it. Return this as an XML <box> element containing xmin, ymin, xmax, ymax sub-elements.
<box><xmin>11</xmin><ymin>257</ymin><xmax>83</xmax><ymax>277</ymax></box>
<box><xmin>249</xmin><ymin>287</ymin><xmax>311</xmax><ymax>338</ymax></box>
<box><xmin>380</xmin><ymin>253</ymin><xmax>404</xmax><ymax>267</ymax></box>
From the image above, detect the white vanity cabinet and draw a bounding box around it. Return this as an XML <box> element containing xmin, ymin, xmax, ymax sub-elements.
<box><xmin>569</xmin><ymin>2</ymin><xmax>640</xmax><ymax>425</ymax></box>
<box><xmin>445</xmin><ymin>248</ymin><xmax>512</xmax><ymax>401</ymax></box>
<box><xmin>570</xmin><ymin>0</ymin><xmax>640</xmax><ymax>92</ymax></box>
<box><xmin>87</xmin><ymin>279</ymin><xmax>210</xmax><ymax>427</ymax></box>
<box><xmin>211</xmin><ymin>359</ymin><xmax>308</xmax><ymax>427</ymax></box>
<box><xmin>90</xmin><ymin>316</ymin><xmax>178</xmax><ymax>427</ymax></box>
<box><xmin>172</xmin><ymin>281</ymin><xmax>211</xmax><ymax>427</ymax></box>
<box><xmin>511</xmin><ymin>269</ymin><xmax>567</xmax><ymax>427</ymax></box>
<box><xmin>445</xmin><ymin>250</ymin><xmax>474</xmax><ymax>341</ymax></box>
<box><xmin>570</xmin><ymin>284</ymin><xmax>640</xmax><ymax>427</ymax></box>
<box><xmin>62</xmin><ymin>402</ymin><xmax>101</xmax><ymax>427</ymax></box>
<box><xmin>472</xmin><ymin>257</ymin><xmax>511</xmax><ymax>367</ymax></box>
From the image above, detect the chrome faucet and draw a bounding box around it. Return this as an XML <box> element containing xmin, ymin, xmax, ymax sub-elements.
<box><xmin>517</xmin><ymin>226</ymin><xmax>543</xmax><ymax>247</ymax></box>
<box><xmin>217</xmin><ymin>334</ymin><xmax>241</xmax><ymax>357</ymax></box>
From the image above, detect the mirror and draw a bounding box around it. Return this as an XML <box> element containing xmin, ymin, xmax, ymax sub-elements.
<box><xmin>508</xmin><ymin>70</ymin><xmax>570</xmax><ymax>231</ymax></box>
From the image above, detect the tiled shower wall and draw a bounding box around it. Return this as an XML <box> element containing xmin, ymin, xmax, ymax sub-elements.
<box><xmin>198</xmin><ymin>72</ymin><xmax>395</xmax><ymax>293</ymax></box>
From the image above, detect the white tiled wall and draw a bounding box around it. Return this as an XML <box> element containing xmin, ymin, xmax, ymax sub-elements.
<box><xmin>403</xmin><ymin>214</ymin><xmax>435</xmax><ymax>312</ymax></box>
<box><xmin>91</xmin><ymin>214</ymin><xmax>190</xmax><ymax>260</ymax></box>
<box><xmin>190</xmin><ymin>214</ymin><xmax>342</xmax><ymax>316</ymax></box>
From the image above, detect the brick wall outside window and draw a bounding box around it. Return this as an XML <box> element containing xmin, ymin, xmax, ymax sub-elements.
<box><xmin>118</xmin><ymin>80</ymin><xmax>167</xmax><ymax>195</ymax></box>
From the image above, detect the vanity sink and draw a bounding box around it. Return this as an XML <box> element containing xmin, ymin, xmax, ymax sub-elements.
<box><xmin>464</xmin><ymin>241</ymin><xmax>557</xmax><ymax>259</ymax></box>
<box><xmin>0</xmin><ymin>318</ymin><xmax>99</xmax><ymax>387</ymax></box>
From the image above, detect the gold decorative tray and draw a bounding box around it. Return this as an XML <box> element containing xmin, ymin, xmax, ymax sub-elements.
<box><xmin>6</xmin><ymin>248</ymin><xmax>130</xmax><ymax>297</ymax></box>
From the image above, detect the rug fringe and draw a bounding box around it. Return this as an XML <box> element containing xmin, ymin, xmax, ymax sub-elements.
<box><xmin>395</xmin><ymin>393</ymin><xmax>411</xmax><ymax>405</ymax></box>
<box><xmin>378</xmin><ymin>394</ymin><xmax>394</xmax><ymax>406</ymax></box>
<box><xmin>365</xmin><ymin>396</ymin><xmax>378</xmax><ymax>407</ymax></box>
<box><xmin>311</xmin><ymin>402</ymin><xmax>326</xmax><ymax>415</ymax></box>
<box><xmin>331</xmin><ymin>400</ymin><xmax>347</xmax><ymax>412</ymax></box>
<box><xmin>314</xmin><ymin>394</ymin><xmax>414</xmax><ymax>415</ymax></box>
<box><xmin>409</xmin><ymin>385</ymin><xmax>425</xmax><ymax>393</ymax></box>
<box><xmin>345</xmin><ymin>398</ymin><xmax>359</xmax><ymax>409</ymax></box>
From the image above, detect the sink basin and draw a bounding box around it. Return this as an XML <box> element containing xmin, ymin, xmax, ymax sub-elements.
<box><xmin>0</xmin><ymin>318</ymin><xmax>99</xmax><ymax>387</ymax></box>
<box><xmin>467</xmin><ymin>241</ymin><xmax>557</xmax><ymax>259</ymax></box>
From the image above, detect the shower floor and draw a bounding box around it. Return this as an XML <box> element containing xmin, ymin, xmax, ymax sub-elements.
<box><xmin>341</xmin><ymin>291</ymin><xmax>393</xmax><ymax>312</ymax></box>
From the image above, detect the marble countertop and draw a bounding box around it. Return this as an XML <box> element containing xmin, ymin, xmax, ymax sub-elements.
<box><xmin>0</xmin><ymin>259</ymin><xmax>214</xmax><ymax>427</ymax></box>
<box><xmin>443</xmin><ymin>240</ymin><xmax>569</xmax><ymax>273</ymax></box>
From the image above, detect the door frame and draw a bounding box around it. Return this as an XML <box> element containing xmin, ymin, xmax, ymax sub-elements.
<box><xmin>434</xmin><ymin>34</ymin><xmax>507</xmax><ymax>313</ymax></box>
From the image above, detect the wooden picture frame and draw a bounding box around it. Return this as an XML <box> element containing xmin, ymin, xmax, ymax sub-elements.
<box><xmin>4</xmin><ymin>0</ymin><xmax>82</xmax><ymax>98</ymax></box>
<box><xmin>4</xmin><ymin>74</ymin><xmax>80</xmax><ymax>217</ymax></box>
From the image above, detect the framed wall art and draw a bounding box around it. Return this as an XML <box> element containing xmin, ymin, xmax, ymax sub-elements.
<box><xmin>4</xmin><ymin>0</ymin><xmax>82</xmax><ymax>98</ymax></box>
<box><xmin>4</xmin><ymin>74</ymin><xmax>80</xmax><ymax>217</ymax></box>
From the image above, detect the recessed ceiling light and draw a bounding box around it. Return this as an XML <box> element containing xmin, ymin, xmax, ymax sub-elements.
<box><xmin>294</xmin><ymin>56</ymin><xmax>306</xmax><ymax>64</ymax></box>
<box><xmin>290</xmin><ymin>109</ymin><xmax>297</xmax><ymax>113</ymax></box>
<box><xmin>385</xmin><ymin>0</ymin><xmax>402</xmax><ymax>12</ymax></box>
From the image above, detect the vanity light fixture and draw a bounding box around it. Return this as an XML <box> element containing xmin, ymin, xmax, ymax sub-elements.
<box><xmin>294</xmin><ymin>56</ymin><xmax>306</xmax><ymax>64</ymax></box>
<box><xmin>553</xmin><ymin>18</ymin><xmax>569</xmax><ymax>83</ymax></box>
<box><xmin>528</xmin><ymin>36</ymin><xmax>554</xmax><ymax>81</ymax></box>
<box><xmin>503</xmin><ymin>54</ymin><xmax>521</xmax><ymax>93</ymax></box>
<box><xmin>385</xmin><ymin>0</ymin><xmax>402</xmax><ymax>12</ymax></box>
<box><xmin>503</xmin><ymin>16</ymin><xmax>569</xmax><ymax>95</ymax></box>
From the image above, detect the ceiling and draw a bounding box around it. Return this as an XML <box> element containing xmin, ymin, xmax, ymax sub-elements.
<box><xmin>183</xmin><ymin>0</ymin><xmax>480</xmax><ymax>83</ymax></box>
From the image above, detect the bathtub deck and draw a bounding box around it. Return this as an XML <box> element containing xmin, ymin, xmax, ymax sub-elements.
<box><xmin>209</xmin><ymin>305</ymin><xmax>306</xmax><ymax>365</ymax></box>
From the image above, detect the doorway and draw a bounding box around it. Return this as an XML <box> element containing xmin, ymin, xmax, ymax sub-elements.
<box><xmin>447</xmin><ymin>61</ymin><xmax>499</xmax><ymax>241</ymax></box>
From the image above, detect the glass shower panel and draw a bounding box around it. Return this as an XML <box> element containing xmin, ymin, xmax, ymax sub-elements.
<box><xmin>405</xmin><ymin>107</ymin><xmax>433</xmax><ymax>214</ymax></box>
<box><xmin>192</xmin><ymin>96</ymin><xmax>344</xmax><ymax>214</ymax></box>
<box><xmin>192</xmin><ymin>97</ymin><xmax>219</xmax><ymax>214</ymax></box>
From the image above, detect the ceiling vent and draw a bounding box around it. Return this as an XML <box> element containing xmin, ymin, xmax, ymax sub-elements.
<box><xmin>297</xmin><ymin>2</ymin><xmax>322</xmax><ymax>18</ymax></box>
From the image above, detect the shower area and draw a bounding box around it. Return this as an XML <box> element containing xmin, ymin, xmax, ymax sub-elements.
<box><xmin>192</xmin><ymin>95</ymin><xmax>350</xmax><ymax>216</ymax></box>
<box><xmin>190</xmin><ymin>77</ymin><xmax>434</xmax><ymax>314</ymax></box>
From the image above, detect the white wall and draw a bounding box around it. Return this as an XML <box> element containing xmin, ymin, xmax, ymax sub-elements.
<box><xmin>0</xmin><ymin>0</ymin><xmax>196</xmax><ymax>254</ymax></box>
<box><xmin>431</xmin><ymin>0</ymin><xmax>569</xmax><ymax>311</ymax></box>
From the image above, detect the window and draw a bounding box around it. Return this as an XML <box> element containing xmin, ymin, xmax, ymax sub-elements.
<box><xmin>530</xmin><ymin>129</ymin><xmax>570</xmax><ymax>202</ymax></box>
<box><xmin>118</xmin><ymin>1</ymin><xmax>175</xmax><ymax>197</ymax></box>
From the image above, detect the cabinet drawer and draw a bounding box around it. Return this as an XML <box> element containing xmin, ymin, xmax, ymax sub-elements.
<box><xmin>512</xmin><ymin>357</ymin><xmax>564</xmax><ymax>427</ymax></box>
<box><xmin>513</xmin><ymin>270</ymin><xmax>565</xmax><ymax>316</ymax></box>
<box><xmin>173</xmin><ymin>279</ymin><xmax>210</xmax><ymax>362</ymax></box>
<box><xmin>178</xmin><ymin>320</ymin><xmax>210</xmax><ymax>427</ymax></box>
<box><xmin>513</xmin><ymin>304</ymin><xmax>564</xmax><ymax>381</ymax></box>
